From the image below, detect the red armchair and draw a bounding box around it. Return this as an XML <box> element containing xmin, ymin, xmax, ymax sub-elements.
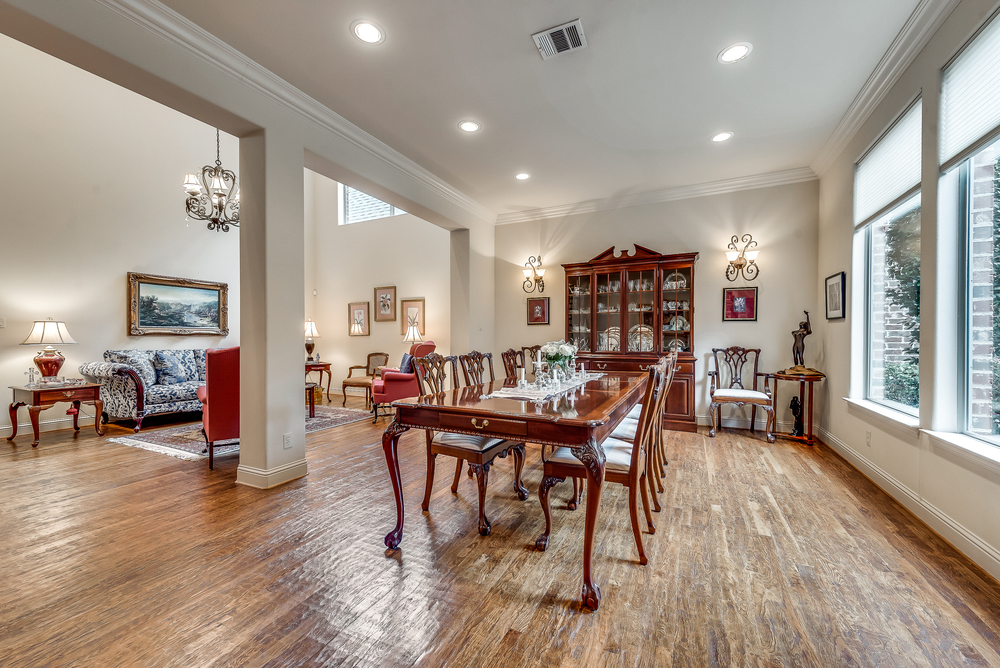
<box><xmin>371</xmin><ymin>341</ymin><xmax>435</xmax><ymax>423</ymax></box>
<box><xmin>196</xmin><ymin>346</ymin><xmax>240</xmax><ymax>470</ymax></box>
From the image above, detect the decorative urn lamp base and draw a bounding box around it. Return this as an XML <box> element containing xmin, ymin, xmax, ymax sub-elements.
<box><xmin>305</xmin><ymin>340</ymin><xmax>316</xmax><ymax>362</ymax></box>
<box><xmin>34</xmin><ymin>348</ymin><xmax>66</xmax><ymax>378</ymax></box>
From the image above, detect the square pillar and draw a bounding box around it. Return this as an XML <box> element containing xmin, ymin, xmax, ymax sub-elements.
<box><xmin>236</xmin><ymin>128</ymin><xmax>308</xmax><ymax>487</ymax></box>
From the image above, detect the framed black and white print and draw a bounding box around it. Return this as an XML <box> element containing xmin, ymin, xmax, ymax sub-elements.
<box><xmin>825</xmin><ymin>272</ymin><xmax>846</xmax><ymax>319</ymax></box>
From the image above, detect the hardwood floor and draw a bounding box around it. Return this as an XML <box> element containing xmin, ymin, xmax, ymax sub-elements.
<box><xmin>2</xmin><ymin>398</ymin><xmax>1000</xmax><ymax>667</ymax></box>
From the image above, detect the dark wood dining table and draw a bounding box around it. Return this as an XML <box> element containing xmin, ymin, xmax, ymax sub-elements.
<box><xmin>380</xmin><ymin>371</ymin><xmax>646</xmax><ymax>611</ymax></box>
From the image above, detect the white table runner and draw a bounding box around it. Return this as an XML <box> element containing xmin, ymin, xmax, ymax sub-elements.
<box><xmin>484</xmin><ymin>373</ymin><xmax>604</xmax><ymax>402</ymax></box>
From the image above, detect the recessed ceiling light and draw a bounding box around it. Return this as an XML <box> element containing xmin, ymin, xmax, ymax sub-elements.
<box><xmin>459</xmin><ymin>121</ymin><xmax>481</xmax><ymax>132</ymax></box>
<box><xmin>718</xmin><ymin>42</ymin><xmax>752</xmax><ymax>64</ymax></box>
<box><xmin>515</xmin><ymin>173</ymin><xmax>531</xmax><ymax>180</ymax></box>
<box><xmin>351</xmin><ymin>20</ymin><xmax>384</xmax><ymax>44</ymax></box>
<box><xmin>712</xmin><ymin>131</ymin><xmax>734</xmax><ymax>142</ymax></box>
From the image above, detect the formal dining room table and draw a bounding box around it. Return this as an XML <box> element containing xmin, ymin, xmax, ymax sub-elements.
<box><xmin>380</xmin><ymin>371</ymin><xmax>647</xmax><ymax>611</ymax></box>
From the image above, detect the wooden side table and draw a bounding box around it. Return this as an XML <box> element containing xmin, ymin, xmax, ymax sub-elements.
<box><xmin>8</xmin><ymin>383</ymin><xmax>104</xmax><ymax>447</ymax></box>
<box><xmin>305</xmin><ymin>362</ymin><xmax>332</xmax><ymax>401</ymax></box>
<box><xmin>768</xmin><ymin>371</ymin><xmax>825</xmax><ymax>446</ymax></box>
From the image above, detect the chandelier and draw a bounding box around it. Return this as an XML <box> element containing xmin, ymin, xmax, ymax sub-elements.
<box><xmin>183</xmin><ymin>128</ymin><xmax>239</xmax><ymax>232</ymax></box>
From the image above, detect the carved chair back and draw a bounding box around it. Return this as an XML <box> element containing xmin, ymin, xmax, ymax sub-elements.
<box><xmin>709</xmin><ymin>346</ymin><xmax>762</xmax><ymax>393</ymax></box>
<box><xmin>366</xmin><ymin>352</ymin><xmax>390</xmax><ymax>376</ymax></box>
<box><xmin>500</xmin><ymin>348</ymin><xmax>524</xmax><ymax>381</ymax></box>
<box><xmin>521</xmin><ymin>345</ymin><xmax>541</xmax><ymax>368</ymax></box>
<box><xmin>413</xmin><ymin>353</ymin><xmax>460</xmax><ymax>395</ymax></box>
<box><xmin>626</xmin><ymin>365</ymin><xmax>663</xmax><ymax>483</ymax></box>
<box><xmin>458</xmin><ymin>351</ymin><xmax>495</xmax><ymax>386</ymax></box>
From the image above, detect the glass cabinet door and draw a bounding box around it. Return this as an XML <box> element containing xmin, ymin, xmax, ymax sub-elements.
<box><xmin>626</xmin><ymin>269</ymin><xmax>655</xmax><ymax>352</ymax></box>
<box><xmin>567</xmin><ymin>275</ymin><xmax>591</xmax><ymax>352</ymax></box>
<box><xmin>595</xmin><ymin>271</ymin><xmax>621</xmax><ymax>352</ymax></box>
<box><xmin>661</xmin><ymin>266</ymin><xmax>692</xmax><ymax>353</ymax></box>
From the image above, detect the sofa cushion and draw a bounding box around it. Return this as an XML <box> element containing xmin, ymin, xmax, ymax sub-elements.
<box><xmin>146</xmin><ymin>380</ymin><xmax>203</xmax><ymax>405</ymax></box>
<box><xmin>154</xmin><ymin>350</ymin><xmax>196</xmax><ymax>385</ymax></box>
<box><xmin>194</xmin><ymin>349</ymin><xmax>207</xmax><ymax>382</ymax></box>
<box><xmin>104</xmin><ymin>350</ymin><xmax>156</xmax><ymax>387</ymax></box>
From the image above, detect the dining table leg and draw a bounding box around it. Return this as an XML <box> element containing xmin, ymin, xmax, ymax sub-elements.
<box><xmin>572</xmin><ymin>435</ymin><xmax>606</xmax><ymax>611</ymax></box>
<box><xmin>382</xmin><ymin>419</ymin><xmax>410</xmax><ymax>550</ymax></box>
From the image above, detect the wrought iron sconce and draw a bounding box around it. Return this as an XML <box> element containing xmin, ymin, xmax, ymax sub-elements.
<box><xmin>522</xmin><ymin>256</ymin><xmax>546</xmax><ymax>293</ymax></box>
<box><xmin>725</xmin><ymin>234</ymin><xmax>760</xmax><ymax>282</ymax></box>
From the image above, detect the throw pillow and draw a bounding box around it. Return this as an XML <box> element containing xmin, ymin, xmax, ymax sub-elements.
<box><xmin>105</xmin><ymin>350</ymin><xmax>157</xmax><ymax>387</ymax></box>
<box><xmin>194</xmin><ymin>349</ymin><xmax>207</xmax><ymax>381</ymax></box>
<box><xmin>153</xmin><ymin>350</ymin><xmax>194</xmax><ymax>385</ymax></box>
<box><xmin>399</xmin><ymin>353</ymin><xmax>413</xmax><ymax>374</ymax></box>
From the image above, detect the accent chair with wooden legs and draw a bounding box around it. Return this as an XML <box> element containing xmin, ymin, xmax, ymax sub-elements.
<box><xmin>341</xmin><ymin>351</ymin><xmax>389</xmax><ymax>409</ymax></box>
<box><xmin>707</xmin><ymin>346</ymin><xmax>775</xmax><ymax>442</ymax></box>
<box><xmin>536</xmin><ymin>364</ymin><xmax>664</xmax><ymax>564</ymax></box>
<box><xmin>414</xmin><ymin>352</ymin><xmax>528</xmax><ymax>536</ymax></box>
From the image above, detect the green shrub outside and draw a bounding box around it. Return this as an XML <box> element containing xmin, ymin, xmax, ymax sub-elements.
<box><xmin>885</xmin><ymin>360</ymin><xmax>919</xmax><ymax>408</ymax></box>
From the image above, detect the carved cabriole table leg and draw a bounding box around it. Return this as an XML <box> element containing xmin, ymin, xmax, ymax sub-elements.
<box><xmin>382</xmin><ymin>419</ymin><xmax>410</xmax><ymax>550</ymax></box>
<box><xmin>572</xmin><ymin>435</ymin><xmax>606</xmax><ymax>611</ymax></box>
<box><xmin>7</xmin><ymin>402</ymin><xmax>24</xmax><ymax>441</ymax></box>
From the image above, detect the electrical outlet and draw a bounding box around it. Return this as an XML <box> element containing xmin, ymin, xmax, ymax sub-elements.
<box><xmin>866</xmin><ymin>430</ymin><xmax>871</xmax><ymax>447</ymax></box>
<box><xmin>283</xmin><ymin>433</ymin><xmax>292</xmax><ymax>450</ymax></box>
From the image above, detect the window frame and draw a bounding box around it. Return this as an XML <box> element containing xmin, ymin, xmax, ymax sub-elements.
<box><xmin>338</xmin><ymin>183</ymin><xmax>406</xmax><ymax>225</ymax></box>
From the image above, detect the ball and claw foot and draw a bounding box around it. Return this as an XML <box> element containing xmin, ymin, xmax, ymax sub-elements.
<box><xmin>384</xmin><ymin>529</ymin><xmax>402</xmax><ymax>550</ymax></box>
<box><xmin>535</xmin><ymin>534</ymin><xmax>549</xmax><ymax>551</ymax></box>
<box><xmin>582</xmin><ymin>583</ymin><xmax>602</xmax><ymax>611</ymax></box>
<box><xmin>478</xmin><ymin>517</ymin><xmax>492</xmax><ymax>537</ymax></box>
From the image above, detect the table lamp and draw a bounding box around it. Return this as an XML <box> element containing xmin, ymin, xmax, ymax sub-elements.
<box><xmin>403</xmin><ymin>316</ymin><xmax>422</xmax><ymax>344</ymax></box>
<box><xmin>21</xmin><ymin>318</ymin><xmax>77</xmax><ymax>378</ymax></box>
<box><xmin>305</xmin><ymin>319</ymin><xmax>320</xmax><ymax>361</ymax></box>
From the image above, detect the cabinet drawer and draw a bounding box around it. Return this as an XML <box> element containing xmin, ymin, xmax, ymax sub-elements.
<box><xmin>38</xmin><ymin>387</ymin><xmax>97</xmax><ymax>403</ymax></box>
<box><xmin>439</xmin><ymin>413</ymin><xmax>528</xmax><ymax>438</ymax></box>
<box><xmin>588</xmin><ymin>360</ymin><xmax>640</xmax><ymax>372</ymax></box>
<box><xmin>675</xmin><ymin>361</ymin><xmax>695</xmax><ymax>375</ymax></box>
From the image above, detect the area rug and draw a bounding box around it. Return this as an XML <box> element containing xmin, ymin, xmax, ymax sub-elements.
<box><xmin>107</xmin><ymin>405</ymin><xmax>371</xmax><ymax>462</ymax></box>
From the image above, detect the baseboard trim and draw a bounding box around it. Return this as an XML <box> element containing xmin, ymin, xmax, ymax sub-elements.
<box><xmin>818</xmin><ymin>425</ymin><xmax>1000</xmax><ymax>582</ymax></box>
<box><xmin>236</xmin><ymin>459</ymin><xmax>308</xmax><ymax>489</ymax></box>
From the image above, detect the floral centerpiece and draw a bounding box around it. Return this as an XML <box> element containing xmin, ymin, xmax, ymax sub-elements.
<box><xmin>540</xmin><ymin>339</ymin><xmax>578</xmax><ymax>373</ymax></box>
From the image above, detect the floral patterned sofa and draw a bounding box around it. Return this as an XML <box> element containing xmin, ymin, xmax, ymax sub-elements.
<box><xmin>79</xmin><ymin>349</ymin><xmax>207</xmax><ymax>432</ymax></box>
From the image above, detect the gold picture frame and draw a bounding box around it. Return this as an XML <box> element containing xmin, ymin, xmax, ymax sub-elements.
<box><xmin>400</xmin><ymin>298</ymin><xmax>425</xmax><ymax>336</ymax></box>
<box><xmin>127</xmin><ymin>272</ymin><xmax>228</xmax><ymax>336</ymax></box>
<box><xmin>374</xmin><ymin>286</ymin><xmax>396</xmax><ymax>321</ymax></box>
<box><xmin>348</xmin><ymin>301</ymin><xmax>370</xmax><ymax>336</ymax></box>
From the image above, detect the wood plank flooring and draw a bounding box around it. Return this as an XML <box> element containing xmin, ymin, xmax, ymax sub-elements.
<box><xmin>2</xmin><ymin>398</ymin><xmax>1000</xmax><ymax>666</ymax></box>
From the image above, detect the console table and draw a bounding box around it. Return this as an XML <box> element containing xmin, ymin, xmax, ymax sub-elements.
<box><xmin>769</xmin><ymin>371</ymin><xmax>825</xmax><ymax>446</ymax></box>
<box><xmin>305</xmin><ymin>362</ymin><xmax>332</xmax><ymax>401</ymax></box>
<box><xmin>8</xmin><ymin>383</ymin><xmax>104</xmax><ymax>447</ymax></box>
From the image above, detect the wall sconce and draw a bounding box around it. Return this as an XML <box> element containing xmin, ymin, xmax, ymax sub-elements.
<box><xmin>725</xmin><ymin>234</ymin><xmax>760</xmax><ymax>281</ymax></box>
<box><xmin>522</xmin><ymin>256</ymin><xmax>546</xmax><ymax>293</ymax></box>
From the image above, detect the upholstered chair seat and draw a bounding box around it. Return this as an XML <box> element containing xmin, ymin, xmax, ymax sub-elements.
<box><xmin>712</xmin><ymin>388</ymin><xmax>771</xmax><ymax>403</ymax></box>
<box><xmin>547</xmin><ymin>437</ymin><xmax>635</xmax><ymax>473</ymax></box>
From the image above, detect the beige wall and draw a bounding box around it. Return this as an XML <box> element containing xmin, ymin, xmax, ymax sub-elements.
<box><xmin>495</xmin><ymin>180</ymin><xmax>820</xmax><ymax>427</ymax></box>
<box><xmin>0</xmin><ymin>34</ymin><xmax>240</xmax><ymax>435</ymax></box>
<box><xmin>817</xmin><ymin>0</ymin><xmax>1000</xmax><ymax>580</ymax></box>
<box><xmin>304</xmin><ymin>170</ymin><xmax>452</xmax><ymax>396</ymax></box>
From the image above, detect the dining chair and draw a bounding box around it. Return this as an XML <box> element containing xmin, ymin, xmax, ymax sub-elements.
<box><xmin>499</xmin><ymin>348</ymin><xmax>524</xmax><ymax>382</ymax></box>
<box><xmin>707</xmin><ymin>346</ymin><xmax>775</xmax><ymax>442</ymax></box>
<box><xmin>341</xmin><ymin>351</ymin><xmax>389</xmax><ymax>409</ymax></box>
<box><xmin>536</xmin><ymin>365</ymin><xmax>663</xmax><ymax>564</ymax></box>
<box><xmin>458</xmin><ymin>351</ymin><xmax>495</xmax><ymax>386</ymax></box>
<box><xmin>413</xmin><ymin>352</ymin><xmax>528</xmax><ymax>536</ymax></box>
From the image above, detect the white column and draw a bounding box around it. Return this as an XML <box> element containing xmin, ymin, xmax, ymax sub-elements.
<box><xmin>236</xmin><ymin>128</ymin><xmax>308</xmax><ymax>488</ymax></box>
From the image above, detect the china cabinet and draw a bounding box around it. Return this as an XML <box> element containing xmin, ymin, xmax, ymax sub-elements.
<box><xmin>563</xmin><ymin>245</ymin><xmax>698</xmax><ymax>431</ymax></box>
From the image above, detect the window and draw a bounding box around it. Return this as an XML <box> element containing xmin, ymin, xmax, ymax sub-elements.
<box><xmin>855</xmin><ymin>99</ymin><xmax>922</xmax><ymax>414</ymax></box>
<box><xmin>865</xmin><ymin>194</ymin><xmax>921</xmax><ymax>412</ymax></box>
<box><xmin>340</xmin><ymin>184</ymin><xmax>406</xmax><ymax>225</ymax></box>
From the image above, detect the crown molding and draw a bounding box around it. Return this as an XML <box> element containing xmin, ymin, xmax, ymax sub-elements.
<box><xmin>494</xmin><ymin>167</ymin><xmax>817</xmax><ymax>225</ymax></box>
<box><xmin>810</xmin><ymin>0</ymin><xmax>961</xmax><ymax>176</ymax></box>
<box><xmin>93</xmin><ymin>0</ymin><xmax>497</xmax><ymax>224</ymax></box>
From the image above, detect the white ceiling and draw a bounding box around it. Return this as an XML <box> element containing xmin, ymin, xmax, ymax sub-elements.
<box><xmin>159</xmin><ymin>0</ymin><xmax>922</xmax><ymax>217</ymax></box>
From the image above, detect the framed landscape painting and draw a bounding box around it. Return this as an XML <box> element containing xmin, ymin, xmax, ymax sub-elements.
<box><xmin>825</xmin><ymin>271</ymin><xmax>846</xmax><ymax>319</ymax></box>
<box><xmin>128</xmin><ymin>272</ymin><xmax>228</xmax><ymax>336</ymax></box>
<box><xmin>527</xmin><ymin>297</ymin><xmax>550</xmax><ymax>325</ymax></box>
<box><xmin>374</xmin><ymin>286</ymin><xmax>396</xmax><ymax>322</ymax></box>
<box><xmin>722</xmin><ymin>287</ymin><xmax>757</xmax><ymax>322</ymax></box>
<box><xmin>400</xmin><ymin>298</ymin><xmax>425</xmax><ymax>336</ymax></box>
<box><xmin>348</xmin><ymin>302</ymin><xmax>370</xmax><ymax>336</ymax></box>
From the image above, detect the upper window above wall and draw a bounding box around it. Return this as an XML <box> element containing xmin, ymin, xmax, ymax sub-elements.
<box><xmin>855</xmin><ymin>99</ymin><xmax>922</xmax><ymax>415</ymax></box>
<box><xmin>339</xmin><ymin>184</ymin><xmax>407</xmax><ymax>225</ymax></box>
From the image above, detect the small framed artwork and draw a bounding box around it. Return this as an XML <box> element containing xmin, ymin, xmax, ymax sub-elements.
<box><xmin>723</xmin><ymin>287</ymin><xmax>758</xmax><ymax>322</ymax></box>
<box><xmin>527</xmin><ymin>297</ymin><xmax>550</xmax><ymax>325</ymax></box>
<box><xmin>400</xmin><ymin>298</ymin><xmax>425</xmax><ymax>336</ymax></box>
<box><xmin>825</xmin><ymin>271</ymin><xmax>846</xmax><ymax>319</ymax></box>
<box><xmin>374</xmin><ymin>286</ymin><xmax>396</xmax><ymax>322</ymax></box>
<box><xmin>127</xmin><ymin>272</ymin><xmax>228</xmax><ymax>336</ymax></box>
<box><xmin>348</xmin><ymin>301</ymin><xmax>370</xmax><ymax>336</ymax></box>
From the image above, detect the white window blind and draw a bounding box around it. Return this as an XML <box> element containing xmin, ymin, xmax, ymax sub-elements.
<box><xmin>854</xmin><ymin>99</ymin><xmax>922</xmax><ymax>227</ymax></box>
<box><xmin>941</xmin><ymin>12</ymin><xmax>1000</xmax><ymax>167</ymax></box>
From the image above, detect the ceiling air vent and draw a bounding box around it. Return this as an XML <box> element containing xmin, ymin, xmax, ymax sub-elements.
<box><xmin>532</xmin><ymin>19</ymin><xmax>587</xmax><ymax>60</ymax></box>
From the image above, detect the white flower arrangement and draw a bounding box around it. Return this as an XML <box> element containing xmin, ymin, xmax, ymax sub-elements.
<box><xmin>540</xmin><ymin>339</ymin><xmax>578</xmax><ymax>370</ymax></box>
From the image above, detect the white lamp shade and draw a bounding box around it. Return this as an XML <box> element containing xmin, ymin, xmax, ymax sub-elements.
<box><xmin>350</xmin><ymin>322</ymin><xmax>364</xmax><ymax>335</ymax></box>
<box><xmin>183</xmin><ymin>174</ymin><xmax>201</xmax><ymax>190</ymax></box>
<box><xmin>535</xmin><ymin>267</ymin><xmax>546</xmax><ymax>278</ymax></box>
<box><xmin>403</xmin><ymin>324</ymin><xmax>423</xmax><ymax>343</ymax></box>
<box><xmin>210</xmin><ymin>176</ymin><xmax>225</xmax><ymax>192</ymax></box>
<box><xmin>744</xmin><ymin>250</ymin><xmax>760</xmax><ymax>262</ymax></box>
<box><xmin>522</xmin><ymin>268</ymin><xmax>534</xmax><ymax>279</ymax></box>
<box><xmin>21</xmin><ymin>320</ymin><xmax>77</xmax><ymax>346</ymax></box>
<box><xmin>725</xmin><ymin>251</ymin><xmax>740</xmax><ymax>262</ymax></box>
<box><xmin>304</xmin><ymin>319</ymin><xmax>320</xmax><ymax>338</ymax></box>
